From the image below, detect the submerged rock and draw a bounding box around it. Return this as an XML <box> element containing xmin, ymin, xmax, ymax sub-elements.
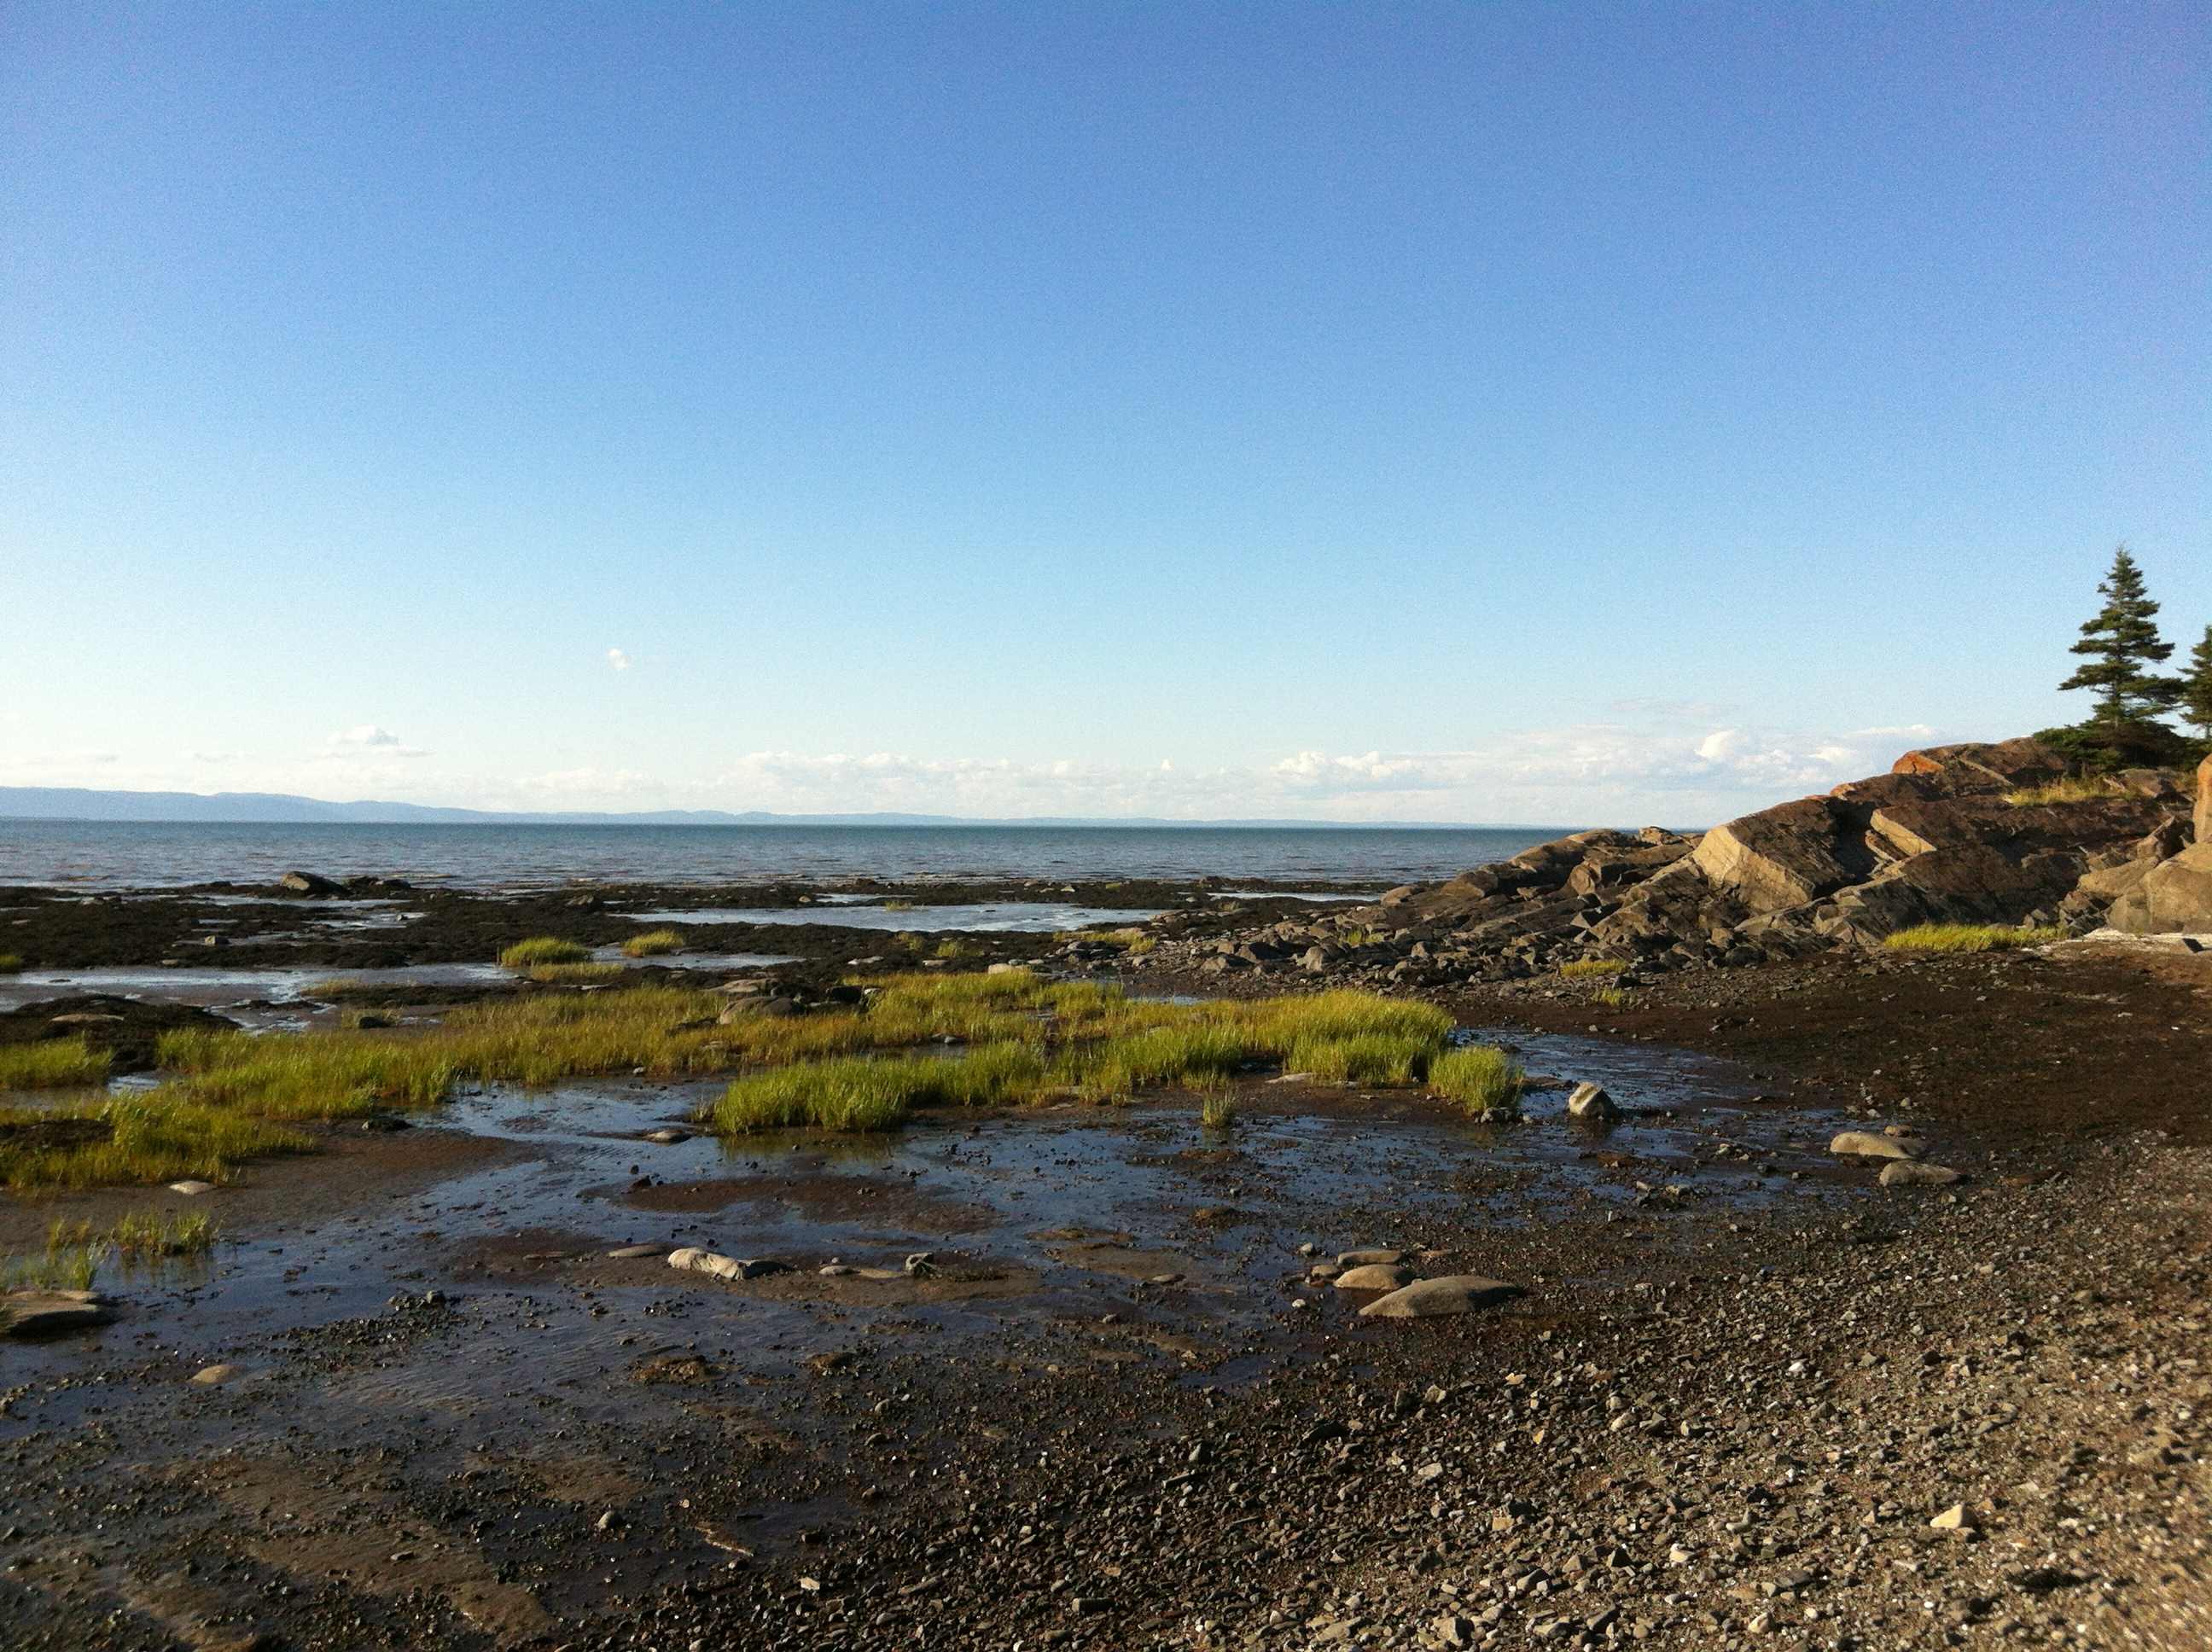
<box><xmin>1359</xmin><ymin>1276</ymin><xmax>1523</xmax><ymax>1319</ymax></box>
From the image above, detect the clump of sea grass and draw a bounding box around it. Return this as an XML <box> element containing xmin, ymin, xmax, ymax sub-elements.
<box><xmin>498</xmin><ymin>937</ymin><xmax>591</xmax><ymax>969</ymax></box>
<box><xmin>1559</xmin><ymin>958</ymin><xmax>1627</xmax><ymax>979</ymax></box>
<box><xmin>620</xmin><ymin>928</ymin><xmax>684</xmax><ymax>957</ymax></box>
<box><xmin>1883</xmin><ymin>923</ymin><xmax>2063</xmax><ymax>954</ymax></box>
<box><xmin>1429</xmin><ymin>1045</ymin><xmax>1524</xmax><ymax>1120</ymax></box>
<box><xmin>0</xmin><ymin>1038</ymin><xmax>113</xmax><ymax>1091</ymax></box>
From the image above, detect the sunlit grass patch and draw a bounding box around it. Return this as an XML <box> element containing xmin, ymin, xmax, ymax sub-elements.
<box><xmin>1592</xmin><ymin>986</ymin><xmax>1631</xmax><ymax>1009</ymax></box>
<box><xmin>1233</xmin><ymin>992</ymin><xmax>1453</xmax><ymax>1060</ymax></box>
<box><xmin>711</xmin><ymin>1041</ymin><xmax>1051</xmax><ymax>1133</ymax></box>
<box><xmin>0</xmin><ymin>1038</ymin><xmax>113</xmax><ymax>1090</ymax></box>
<box><xmin>1883</xmin><ymin>923</ymin><xmax>2064</xmax><ymax>954</ymax></box>
<box><xmin>1066</xmin><ymin>1024</ymin><xmax>1248</xmax><ymax>1103</ymax></box>
<box><xmin>2005</xmin><ymin>777</ymin><xmax>2118</xmax><ymax>806</ymax></box>
<box><xmin>156</xmin><ymin>1027</ymin><xmax>457</xmax><ymax>1119</ymax></box>
<box><xmin>525</xmin><ymin>961</ymin><xmax>630</xmax><ymax>985</ymax></box>
<box><xmin>1200</xmin><ymin>1091</ymin><xmax>1237</xmax><ymax>1131</ymax></box>
<box><xmin>1288</xmin><ymin>1031</ymin><xmax>1435</xmax><ymax>1085</ymax></box>
<box><xmin>108</xmin><ymin>1206</ymin><xmax>218</xmax><ymax>1259</ymax></box>
<box><xmin>498</xmin><ymin>937</ymin><xmax>591</xmax><ymax>969</ymax></box>
<box><xmin>620</xmin><ymin>928</ymin><xmax>684</xmax><ymax>957</ymax></box>
<box><xmin>880</xmin><ymin>899</ymin><xmax>918</xmax><ymax>911</ymax></box>
<box><xmin>1429</xmin><ymin>1045</ymin><xmax>1524</xmax><ymax>1120</ymax></box>
<box><xmin>1559</xmin><ymin>958</ymin><xmax>1627</xmax><ymax>979</ymax></box>
<box><xmin>0</xmin><ymin>1091</ymin><xmax>315</xmax><ymax>1191</ymax></box>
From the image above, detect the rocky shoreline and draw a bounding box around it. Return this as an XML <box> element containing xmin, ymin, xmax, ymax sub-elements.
<box><xmin>1093</xmin><ymin>742</ymin><xmax>2212</xmax><ymax>991</ymax></box>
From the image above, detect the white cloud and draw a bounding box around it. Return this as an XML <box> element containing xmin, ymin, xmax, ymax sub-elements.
<box><xmin>332</xmin><ymin>725</ymin><xmax>402</xmax><ymax>748</ymax></box>
<box><xmin>607</xmin><ymin>648</ymin><xmax>632</xmax><ymax>672</ymax></box>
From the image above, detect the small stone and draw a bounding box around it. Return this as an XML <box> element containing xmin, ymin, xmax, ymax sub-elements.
<box><xmin>1332</xmin><ymin>1263</ymin><xmax>1415</xmax><ymax>1292</ymax></box>
<box><xmin>1930</xmin><ymin>1503</ymin><xmax>1976</xmax><ymax>1532</ymax></box>
<box><xmin>168</xmin><ymin>1180</ymin><xmax>217</xmax><ymax>1195</ymax></box>
<box><xmin>1881</xmin><ymin>1160</ymin><xmax>1966</xmax><ymax>1187</ymax></box>
<box><xmin>1566</xmin><ymin>1082</ymin><xmax>1620</xmax><ymax>1124</ymax></box>
<box><xmin>190</xmin><ymin>1364</ymin><xmax>244</xmax><ymax>1385</ymax></box>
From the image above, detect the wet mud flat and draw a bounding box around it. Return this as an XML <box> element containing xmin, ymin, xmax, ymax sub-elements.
<box><xmin>1</xmin><ymin>1020</ymin><xmax>1862</xmax><ymax>1650</ymax></box>
<box><xmin>2</xmin><ymin>947</ymin><xmax>2207</xmax><ymax>1649</ymax></box>
<box><xmin>0</xmin><ymin>876</ymin><xmax>1381</xmax><ymax>975</ymax></box>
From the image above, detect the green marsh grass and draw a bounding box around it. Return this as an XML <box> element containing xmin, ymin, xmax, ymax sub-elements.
<box><xmin>1883</xmin><ymin>923</ymin><xmax>2064</xmax><ymax>955</ymax></box>
<box><xmin>1287</xmin><ymin>1031</ymin><xmax>1434</xmax><ymax>1085</ymax></box>
<box><xmin>0</xmin><ymin>1092</ymin><xmax>315</xmax><ymax>1191</ymax></box>
<box><xmin>620</xmin><ymin>928</ymin><xmax>684</xmax><ymax>957</ymax></box>
<box><xmin>1559</xmin><ymin>959</ymin><xmax>1627</xmax><ymax>979</ymax></box>
<box><xmin>1200</xmin><ymin>1091</ymin><xmax>1237</xmax><ymax>1131</ymax></box>
<box><xmin>108</xmin><ymin>1206</ymin><xmax>218</xmax><ymax>1259</ymax></box>
<box><xmin>498</xmin><ymin>937</ymin><xmax>591</xmax><ymax>969</ymax></box>
<box><xmin>1</xmin><ymin>1220</ymin><xmax>107</xmax><ymax>1291</ymax></box>
<box><xmin>525</xmin><ymin>961</ymin><xmax>630</xmax><ymax>986</ymax></box>
<box><xmin>1429</xmin><ymin>1045</ymin><xmax>1524</xmax><ymax>1120</ymax></box>
<box><xmin>0</xmin><ymin>1038</ymin><xmax>114</xmax><ymax>1090</ymax></box>
<box><xmin>1592</xmin><ymin>986</ymin><xmax>1631</xmax><ymax>1009</ymax></box>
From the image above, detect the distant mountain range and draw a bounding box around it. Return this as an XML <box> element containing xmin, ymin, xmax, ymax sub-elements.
<box><xmin>0</xmin><ymin>786</ymin><xmax>1526</xmax><ymax>831</ymax></box>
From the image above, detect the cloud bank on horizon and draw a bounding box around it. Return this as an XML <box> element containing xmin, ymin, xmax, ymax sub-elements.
<box><xmin>0</xmin><ymin>718</ymin><xmax>1940</xmax><ymax>826</ymax></box>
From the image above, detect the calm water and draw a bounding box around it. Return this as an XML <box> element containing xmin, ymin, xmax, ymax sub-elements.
<box><xmin>0</xmin><ymin>819</ymin><xmax>1563</xmax><ymax>892</ymax></box>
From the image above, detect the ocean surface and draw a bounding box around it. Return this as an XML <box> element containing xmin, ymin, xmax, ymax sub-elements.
<box><xmin>0</xmin><ymin>819</ymin><xmax>1568</xmax><ymax>892</ymax></box>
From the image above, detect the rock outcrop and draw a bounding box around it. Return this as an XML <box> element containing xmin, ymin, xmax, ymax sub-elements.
<box><xmin>1118</xmin><ymin>736</ymin><xmax>2205</xmax><ymax>985</ymax></box>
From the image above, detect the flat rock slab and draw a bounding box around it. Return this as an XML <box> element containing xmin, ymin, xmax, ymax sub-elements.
<box><xmin>1828</xmin><ymin>1131</ymin><xmax>1918</xmax><ymax>1160</ymax></box>
<box><xmin>1880</xmin><ymin>1160</ymin><xmax>1967</xmax><ymax>1187</ymax></box>
<box><xmin>606</xmin><ymin>1243</ymin><xmax>667</xmax><ymax>1259</ymax></box>
<box><xmin>1333</xmin><ymin>1263</ymin><xmax>1416</xmax><ymax>1291</ymax></box>
<box><xmin>2</xmin><ymin>1289</ymin><xmax>116</xmax><ymax>1339</ymax></box>
<box><xmin>1359</xmin><ymin>1276</ymin><xmax>1523</xmax><ymax>1320</ymax></box>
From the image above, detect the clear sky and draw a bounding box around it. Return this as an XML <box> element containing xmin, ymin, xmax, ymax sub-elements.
<box><xmin>3</xmin><ymin>3</ymin><xmax>2205</xmax><ymax>824</ymax></box>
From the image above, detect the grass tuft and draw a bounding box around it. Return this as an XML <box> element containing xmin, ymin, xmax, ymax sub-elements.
<box><xmin>2005</xmin><ymin>777</ymin><xmax>2119</xmax><ymax>806</ymax></box>
<box><xmin>1288</xmin><ymin>1031</ymin><xmax>1434</xmax><ymax>1086</ymax></box>
<box><xmin>1429</xmin><ymin>1045</ymin><xmax>1524</xmax><ymax>1120</ymax></box>
<box><xmin>0</xmin><ymin>954</ymin><xmax>22</xmax><ymax>974</ymax></box>
<box><xmin>1592</xmin><ymin>986</ymin><xmax>1631</xmax><ymax>1009</ymax></box>
<box><xmin>0</xmin><ymin>1038</ymin><xmax>114</xmax><ymax>1091</ymax></box>
<box><xmin>620</xmin><ymin>928</ymin><xmax>684</xmax><ymax>957</ymax></box>
<box><xmin>1200</xmin><ymin>1091</ymin><xmax>1237</xmax><ymax>1131</ymax></box>
<box><xmin>1559</xmin><ymin>958</ymin><xmax>1627</xmax><ymax>979</ymax></box>
<box><xmin>498</xmin><ymin>937</ymin><xmax>591</xmax><ymax>969</ymax></box>
<box><xmin>525</xmin><ymin>961</ymin><xmax>630</xmax><ymax>985</ymax></box>
<box><xmin>1883</xmin><ymin>923</ymin><xmax>2064</xmax><ymax>954</ymax></box>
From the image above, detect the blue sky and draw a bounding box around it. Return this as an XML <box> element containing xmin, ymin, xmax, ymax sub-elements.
<box><xmin>3</xmin><ymin>3</ymin><xmax>2205</xmax><ymax>823</ymax></box>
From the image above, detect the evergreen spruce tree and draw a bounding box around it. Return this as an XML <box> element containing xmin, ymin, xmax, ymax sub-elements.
<box><xmin>2181</xmin><ymin>623</ymin><xmax>2212</xmax><ymax>742</ymax></box>
<box><xmin>2058</xmin><ymin>545</ymin><xmax>2180</xmax><ymax>727</ymax></box>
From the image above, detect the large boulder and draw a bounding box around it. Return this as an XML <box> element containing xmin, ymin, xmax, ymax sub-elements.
<box><xmin>2108</xmin><ymin>841</ymin><xmax>2212</xmax><ymax>934</ymax></box>
<box><xmin>1824</xmin><ymin>845</ymin><xmax>2084</xmax><ymax>939</ymax></box>
<box><xmin>1888</xmin><ymin>738</ymin><xmax>2068</xmax><ymax>793</ymax></box>
<box><xmin>1691</xmin><ymin>798</ymin><xmax>1875</xmax><ymax>914</ymax></box>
